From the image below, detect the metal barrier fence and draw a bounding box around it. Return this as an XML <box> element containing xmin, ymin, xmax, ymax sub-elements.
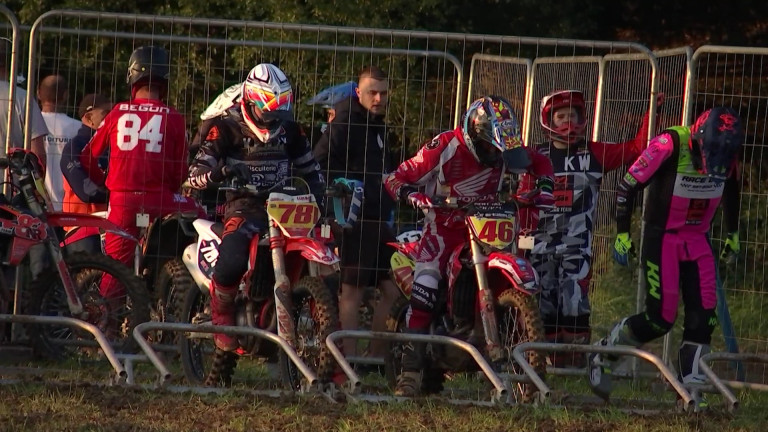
<box><xmin>1</xmin><ymin>7</ymin><xmax>767</xmax><ymax>405</ymax></box>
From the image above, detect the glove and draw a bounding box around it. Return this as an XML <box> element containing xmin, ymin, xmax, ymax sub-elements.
<box><xmin>534</xmin><ymin>190</ymin><xmax>555</xmax><ymax>210</ymax></box>
<box><xmin>226</xmin><ymin>163</ymin><xmax>252</xmax><ymax>184</ymax></box>
<box><xmin>720</xmin><ymin>232</ymin><xmax>740</xmax><ymax>264</ymax></box>
<box><xmin>406</xmin><ymin>192</ymin><xmax>432</xmax><ymax>209</ymax></box>
<box><xmin>613</xmin><ymin>232</ymin><xmax>634</xmax><ymax>266</ymax></box>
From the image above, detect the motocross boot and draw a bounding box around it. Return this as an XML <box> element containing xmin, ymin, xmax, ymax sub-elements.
<box><xmin>209</xmin><ymin>279</ymin><xmax>239</xmax><ymax>352</ymax></box>
<box><xmin>395</xmin><ymin>328</ymin><xmax>427</xmax><ymax>397</ymax></box>
<box><xmin>588</xmin><ymin>317</ymin><xmax>641</xmax><ymax>400</ymax></box>
<box><xmin>678</xmin><ymin>341</ymin><xmax>711</xmax><ymax>410</ymax></box>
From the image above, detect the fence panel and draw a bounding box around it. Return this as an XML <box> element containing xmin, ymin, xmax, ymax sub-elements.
<box><xmin>466</xmin><ymin>54</ymin><xmax>531</xmax><ymax>138</ymax></box>
<box><xmin>690</xmin><ymin>46</ymin><xmax>768</xmax><ymax>384</ymax></box>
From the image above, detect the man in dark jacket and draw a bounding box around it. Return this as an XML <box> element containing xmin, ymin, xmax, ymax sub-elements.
<box><xmin>313</xmin><ymin>66</ymin><xmax>400</xmax><ymax>362</ymax></box>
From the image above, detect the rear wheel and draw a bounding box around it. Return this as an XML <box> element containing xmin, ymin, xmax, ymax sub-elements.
<box><xmin>26</xmin><ymin>252</ymin><xmax>150</xmax><ymax>359</ymax></box>
<box><xmin>153</xmin><ymin>259</ymin><xmax>194</xmax><ymax>344</ymax></box>
<box><xmin>496</xmin><ymin>288</ymin><xmax>546</xmax><ymax>403</ymax></box>
<box><xmin>279</xmin><ymin>276</ymin><xmax>338</xmax><ymax>391</ymax></box>
<box><xmin>383</xmin><ymin>295</ymin><xmax>409</xmax><ymax>388</ymax></box>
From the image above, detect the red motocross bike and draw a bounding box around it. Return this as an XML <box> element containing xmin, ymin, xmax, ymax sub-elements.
<box><xmin>385</xmin><ymin>193</ymin><xmax>546</xmax><ymax>402</ymax></box>
<box><xmin>177</xmin><ymin>178</ymin><xmax>340</xmax><ymax>390</ymax></box>
<box><xmin>0</xmin><ymin>149</ymin><xmax>149</xmax><ymax>357</ymax></box>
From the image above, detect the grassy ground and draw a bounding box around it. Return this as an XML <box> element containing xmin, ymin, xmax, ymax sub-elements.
<box><xmin>0</xmin><ymin>380</ymin><xmax>766</xmax><ymax>432</ymax></box>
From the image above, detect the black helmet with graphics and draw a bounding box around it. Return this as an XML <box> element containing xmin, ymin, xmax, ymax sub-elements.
<box><xmin>690</xmin><ymin>106</ymin><xmax>744</xmax><ymax>183</ymax></box>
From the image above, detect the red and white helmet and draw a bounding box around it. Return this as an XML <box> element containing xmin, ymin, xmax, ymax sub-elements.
<box><xmin>240</xmin><ymin>63</ymin><xmax>294</xmax><ymax>138</ymax></box>
<box><xmin>540</xmin><ymin>90</ymin><xmax>587</xmax><ymax>144</ymax></box>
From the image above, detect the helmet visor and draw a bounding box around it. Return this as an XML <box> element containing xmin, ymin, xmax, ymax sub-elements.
<box><xmin>243</xmin><ymin>103</ymin><xmax>293</xmax><ymax>132</ymax></box>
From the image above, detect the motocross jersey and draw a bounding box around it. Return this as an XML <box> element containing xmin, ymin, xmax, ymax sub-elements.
<box><xmin>187</xmin><ymin>108</ymin><xmax>324</xmax><ymax>211</ymax></box>
<box><xmin>81</xmin><ymin>98</ymin><xmax>187</xmax><ymax>194</ymax></box>
<box><xmin>520</xmin><ymin>115</ymin><xmax>651</xmax><ymax>255</ymax></box>
<box><xmin>616</xmin><ymin>126</ymin><xmax>740</xmax><ymax>234</ymax></box>
<box><xmin>384</xmin><ymin>127</ymin><xmax>553</xmax><ymax>214</ymax></box>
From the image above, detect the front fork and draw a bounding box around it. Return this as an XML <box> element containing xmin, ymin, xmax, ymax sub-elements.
<box><xmin>470</xmin><ymin>238</ymin><xmax>503</xmax><ymax>362</ymax></box>
<box><xmin>46</xmin><ymin>227</ymin><xmax>84</xmax><ymax>316</ymax></box>
<box><xmin>269</xmin><ymin>224</ymin><xmax>297</xmax><ymax>348</ymax></box>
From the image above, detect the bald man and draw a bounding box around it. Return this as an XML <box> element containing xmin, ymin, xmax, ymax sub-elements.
<box><xmin>38</xmin><ymin>74</ymin><xmax>81</xmax><ymax>210</ymax></box>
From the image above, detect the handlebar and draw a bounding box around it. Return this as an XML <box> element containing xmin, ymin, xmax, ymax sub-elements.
<box><xmin>414</xmin><ymin>190</ymin><xmax>543</xmax><ymax>212</ymax></box>
<box><xmin>219</xmin><ymin>176</ymin><xmax>313</xmax><ymax>200</ymax></box>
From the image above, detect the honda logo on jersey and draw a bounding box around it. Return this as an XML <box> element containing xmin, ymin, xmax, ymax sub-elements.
<box><xmin>564</xmin><ymin>154</ymin><xmax>591</xmax><ymax>171</ymax></box>
<box><xmin>452</xmin><ymin>168</ymin><xmax>493</xmax><ymax>196</ymax></box>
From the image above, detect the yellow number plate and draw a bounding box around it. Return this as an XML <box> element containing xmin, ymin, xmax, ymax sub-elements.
<box><xmin>468</xmin><ymin>215</ymin><xmax>516</xmax><ymax>249</ymax></box>
<box><xmin>267</xmin><ymin>199</ymin><xmax>319</xmax><ymax>237</ymax></box>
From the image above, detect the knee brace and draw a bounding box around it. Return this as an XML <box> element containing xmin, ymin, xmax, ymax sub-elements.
<box><xmin>626</xmin><ymin>311</ymin><xmax>674</xmax><ymax>344</ymax></box>
<box><xmin>682</xmin><ymin>308</ymin><xmax>717</xmax><ymax>345</ymax></box>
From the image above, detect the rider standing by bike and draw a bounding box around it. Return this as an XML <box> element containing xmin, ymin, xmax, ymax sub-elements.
<box><xmin>383</xmin><ymin>95</ymin><xmax>555</xmax><ymax>396</ymax></box>
<box><xmin>80</xmin><ymin>46</ymin><xmax>197</xmax><ymax>305</ymax></box>
<box><xmin>588</xmin><ymin>107</ymin><xmax>744</xmax><ymax>400</ymax></box>
<box><xmin>187</xmin><ymin>63</ymin><xmax>325</xmax><ymax>352</ymax></box>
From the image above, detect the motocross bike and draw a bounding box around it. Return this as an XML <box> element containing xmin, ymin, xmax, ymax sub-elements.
<box><xmin>64</xmin><ymin>188</ymin><xmax>205</xmax><ymax>346</ymax></box>
<box><xmin>177</xmin><ymin>177</ymin><xmax>340</xmax><ymax>390</ymax></box>
<box><xmin>0</xmin><ymin>148</ymin><xmax>149</xmax><ymax>358</ymax></box>
<box><xmin>385</xmin><ymin>193</ymin><xmax>546</xmax><ymax>402</ymax></box>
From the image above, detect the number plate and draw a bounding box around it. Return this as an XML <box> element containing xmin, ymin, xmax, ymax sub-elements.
<box><xmin>468</xmin><ymin>215</ymin><xmax>516</xmax><ymax>249</ymax></box>
<box><xmin>267</xmin><ymin>194</ymin><xmax>319</xmax><ymax>237</ymax></box>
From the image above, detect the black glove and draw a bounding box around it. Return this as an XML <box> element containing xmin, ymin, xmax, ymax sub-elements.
<box><xmin>210</xmin><ymin>163</ymin><xmax>251</xmax><ymax>184</ymax></box>
<box><xmin>227</xmin><ymin>163</ymin><xmax>252</xmax><ymax>184</ymax></box>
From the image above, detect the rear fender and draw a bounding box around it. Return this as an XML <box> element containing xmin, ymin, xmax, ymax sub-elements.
<box><xmin>386</xmin><ymin>240</ymin><xmax>420</xmax><ymax>259</ymax></box>
<box><xmin>50</xmin><ymin>213</ymin><xmax>135</xmax><ymax>242</ymax></box>
<box><xmin>286</xmin><ymin>237</ymin><xmax>340</xmax><ymax>266</ymax></box>
<box><xmin>487</xmin><ymin>251</ymin><xmax>540</xmax><ymax>295</ymax></box>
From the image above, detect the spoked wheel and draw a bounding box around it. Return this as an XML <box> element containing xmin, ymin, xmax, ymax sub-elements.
<box><xmin>496</xmin><ymin>288</ymin><xmax>546</xmax><ymax>403</ymax></box>
<box><xmin>153</xmin><ymin>259</ymin><xmax>194</xmax><ymax>345</ymax></box>
<box><xmin>279</xmin><ymin>276</ymin><xmax>338</xmax><ymax>391</ymax></box>
<box><xmin>178</xmin><ymin>285</ymin><xmax>237</xmax><ymax>386</ymax></box>
<box><xmin>383</xmin><ymin>295</ymin><xmax>409</xmax><ymax>389</ymax></box>
<box><xmin>26</xmin><ymin>252</ymin><xmax>150</xmax><ymax>360</ymax></box>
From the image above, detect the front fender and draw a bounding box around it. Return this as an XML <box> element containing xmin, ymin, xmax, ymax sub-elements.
<box><xmin>50</xmin><ymin>212</ymin><xmax>136</xmax><ymax>242</ymax></box>
<box><xmin>487</xmin><ymin>251</ymin><xmax>540</xmax><ymax>295</ymax></box>
<box><xmin>286</xmin><ymin>237</ymin><xmax>340</xmax><ymax>266</ymax></box>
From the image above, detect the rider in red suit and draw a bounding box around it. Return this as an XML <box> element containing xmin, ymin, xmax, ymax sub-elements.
<box><xmin>80</xmin><ymin>46</ymin><xmax>200</xmax><ymax>304</ymax></box>
<box><xmin>384</xmin><ymin>95</ymin><xmax>554</xmax><ymax>396</ymax></box>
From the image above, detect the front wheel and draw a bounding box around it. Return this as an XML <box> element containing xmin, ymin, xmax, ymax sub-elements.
<box><xmin>279</xmin><ymin>276</ymin><xmax>339</xmax><ymax>391</ymax></box>
<box><xmin>178</xmin><ymin>284</ymin><xmax>238</xmax><ymax>387</ymax></box>
<box><xmin>26</xmin><ymin>252</ymin><xmax>150</xmax><ymax>360</ymax></box>
<box><xmin>496</xmin><ymin>288</ymin><xmax>546</xmax><ymax>403</ymax></box>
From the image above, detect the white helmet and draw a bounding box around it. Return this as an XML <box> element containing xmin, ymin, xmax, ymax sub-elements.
<box><xmin>240</xmin><ymin>63</ymin><xmax>294</xmax><ymax>138</ymax></box>
<box><xmin>200</xmin><ymin>82</ymin><xmax>242</xmax><ymax>120</ymax></box>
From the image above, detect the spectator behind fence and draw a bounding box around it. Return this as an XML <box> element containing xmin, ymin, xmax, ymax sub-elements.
<box><xmin>60</xmin><ymin>93</ymin><xmax>112</xmax><ymax>215</ymax></box>
<box><xmin>516</xmin><ymin>89</ymin><xmax>663</xmax><ymax>368</ymax></box>
<box><xmin>0</xmin><ymin>38</ymin><xmax>47</xmax><ymax>163</ymax></box>
<box><xmin>80</xmin><ymin>46</ymin><xmax>196</xmax><ymax>309</ymax></box>
<box><xmin>306</xmin><ymin>81</ymin><xmax>357</xmax><ymax>146</ymax></box>
<box><xmin>38</xmin><ymin>74</ymin><xmax>82</xmax><ymax>210</ymax></box>
<box><xmin>313</xmin><ymin>66</ymin><xmax>400</xmax><ymax>365</ymax></box>
<box><xmin>588</xmin><ymin>107</ymin><xmax>744</xmax><ymax>404</ymax></box>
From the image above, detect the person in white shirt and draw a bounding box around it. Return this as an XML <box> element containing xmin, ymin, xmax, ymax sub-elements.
<box><xmin>0</xmin><ymin>38</ymin><xmax>47</xmax><ymax>165</ymax></box>
<box><xmin>38</xmin><ymin>74</ymin><xmax>81</xmax><ymax>210</ymax></box>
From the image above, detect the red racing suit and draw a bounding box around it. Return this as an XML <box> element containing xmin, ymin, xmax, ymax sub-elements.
<box><xmin>384</xmin><ymin>127</ymin><xmax>554</xmax><ymax>329</ymax></box>
<box><xmin>81</xmin><ymin>98</ymin><xmax>201</xmax><ymax>298</ymax></box>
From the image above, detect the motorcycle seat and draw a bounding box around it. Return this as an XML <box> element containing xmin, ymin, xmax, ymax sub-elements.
<box><xmin>211</xmin><ymin>222</ymin><xmax>224</xmax><ymax>238</ymax></box>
